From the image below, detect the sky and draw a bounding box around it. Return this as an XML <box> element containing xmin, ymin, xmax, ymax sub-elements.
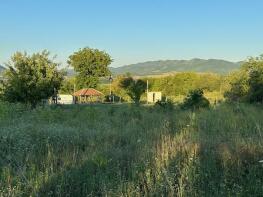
<box><xmin>1</xmin><ymin>0</ymin><xmax>263</xmax><ymax>67</ymax></box>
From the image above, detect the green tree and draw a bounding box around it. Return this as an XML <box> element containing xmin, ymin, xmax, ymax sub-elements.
<box><xmin>225</xmin><ymin>55</ymin><xmax>263</xmax><ymax>103</ymax></box>
<box><xmin>1</xmin><ymin>51</ymin><xmax>64</xmax><ymax>107</ymax></box>
<box><xmin>244</xmin><ymin>56</ymin><xmax>263</xmax><ymax>102</ymax></box>
<box><xmin>68</xmin><ymin>48</ymin><xmax>112</xmax><ymax>89</ymax></box>
<box><xmin>181</xmin><ymin>89</ymin><xmax>210</xmax><ymax>109</ymax></box>
<box><xmin>224</xmin><ymin>70</ymin><xmax>249</xmax><ymax>102</ymax></box>
<box><xmin>119</xmin><ymin>77</ymin><xmax>147</xmax><ymax>104</ymax></box>
<box><xmin>60</xmin><ymin>77</ymin><xmax>76</xmax><ymax>94</ymax></box>
<box><xmin>111</xmin><ymin>75</ymin><xmax>131</xmax><ymax>101</ymax></box>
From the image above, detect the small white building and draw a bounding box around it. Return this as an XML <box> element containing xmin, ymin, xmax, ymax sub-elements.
<box><xmin>147</xmin><ymin>92</ymin><xmax>162</xmax><ymax>103</ymax></box>
<box><xmin>57</xmin><ymin>94</ymin><xmax>74</xmax><ymax>104</ymax></box>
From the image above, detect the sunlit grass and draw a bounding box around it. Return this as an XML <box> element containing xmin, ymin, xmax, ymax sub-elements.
<box><xmin>0</xmin><ymin>102</ymin><xmax>262</xmax><ymax>196</ymax></box>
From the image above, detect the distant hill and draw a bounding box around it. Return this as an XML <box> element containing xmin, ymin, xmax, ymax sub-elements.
<box><xmin>110</xmin><ymin>59</ymin><xmax>242</xmax><ymax>76</ymax></box>
<box><xmin>0</xmin><ymin>65</ymin><xmax>5</xmax><ymax>75</ymax></box>
<box><xmin>66</xmin><ymin>68</ymin><xmax>75</xmax><ymax>77</ymax></box>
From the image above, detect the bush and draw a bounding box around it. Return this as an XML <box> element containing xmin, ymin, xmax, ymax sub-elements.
<box><xmin>104</xmin><ymin>94</ymin><xmax>122</xmax><ymax>102</ymax></box>
<box><xmin>225</xmin><ymin>55</ymin><xmax>263</xmax><ymax>103</ymax></box>
<box><xmin>154</xmin><ymin>99</ymin><xmax>174</xmax><ymax>111</ymax></box>
<box><xmin>224</xmin><ymin>70</ymin><xmax>249</xmax><ymax>102</ymax></box>
<box><xmin>181</xmin><ymin>89</ymin><xmax>210</xmax><ymax>110</ymax></box>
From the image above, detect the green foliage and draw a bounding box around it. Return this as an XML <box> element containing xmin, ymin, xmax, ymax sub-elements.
<box><xmin>68</xmin><ymin>48</ymin><xmax>112</xmax><ymax>89</ymax></box>
<box><xmin>244</xmin><ymin>56</ymin><xmax>263</xmax><ymax>102</ymax></box>
<box><xmin>104</xmin><ymin>94</ymin><xmax>122</xmax><ymax>102</ymax></box>
<box><xmin>1</xmin><ymin>51</ymin><xmax>64</xmax><ymax>107</ymax></box>
<box><xmin>107</xmin><ymin>73</ymin><xmax>222</xmax><ymax>103</ymax></box>
<box><xmin>181</xmin><ymin>89</ymin><xmax>210</xmax><ymax>109</ymax></box>
<box><xmin>119</xmin><ymin>77</ymin><xmax>147</xmax><ymax>104</ymax></box>
<box><xmin>145</xmin><ymin>72</ymin><xmax>223</xmax><ymax>97</ymax></box>
<box><xmin>154</xmin><ymin>99</ymin><xmax>174</xmax><ymax>111</ymax></box>
<box><xmin>109</xmin><ymin>75</ymin><xmax>131</xmax><ymax>102</ymax></box>
<box><xmin>224</xmin><ymin>70</ymin><xmax>249</xmax><ymax>102</ymax></box>
<box><xmin>60</xmin><ymin>77</ymin><xmax>76</xmax><ymax>94</ymax></box>
<box><xmin>225</xmin><ymin>55</ymin><xmax>263</xmax><ymax>103</ymax></box>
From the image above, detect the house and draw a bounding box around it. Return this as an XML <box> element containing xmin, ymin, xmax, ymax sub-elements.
<box><xmin>73</xmin><ymin>88</ymin><xmax>104</xmax><ymax>103</ymax></box>
<box><xmin>147</xmin><ymin>92</ymin><xmax>162</xmax><ymax>103</ymax></box>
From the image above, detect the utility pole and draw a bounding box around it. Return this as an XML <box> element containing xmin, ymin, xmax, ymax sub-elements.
<box><xmin>53</xmin><ymin>87</ymin><xmax>58</xmax><ymax>104</ymax></box>
<box><xmin>147</xmin><ymin>80</ymin><xmax>149</xmax><ymax>105</ymax></box>
<box><xmin>109</xmin><ymin>75</ymin><xmax>113</xmax><ymax>103</ymax></box>
<box><xmin>73</xmin><ymin>84</ymin><xmax>76</xmax><ymax>104</ymax></box>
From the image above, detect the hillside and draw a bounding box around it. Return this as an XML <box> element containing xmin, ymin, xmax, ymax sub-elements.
<box><xmin>2</xmin><ymin>59</ymin><xmax>242</xmax><ymax>77</ymax></box>
<box><xmin>110</xmin><ymin>59</ymin><xmax>242</xmax><ymax>76</ymax></box>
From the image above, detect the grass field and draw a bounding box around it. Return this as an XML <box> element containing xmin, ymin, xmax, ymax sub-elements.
<box><xmin>0</xmin><ymin>102</ymin><xmax>263</xmax><ymax>196</ymax></box>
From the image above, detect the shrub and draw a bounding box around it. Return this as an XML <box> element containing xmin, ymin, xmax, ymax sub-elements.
<box><xmin>225</xmin><ymin>55</ymin><xmax>263</xmax><ymax>103</ymax></box>
<box><xmin>181</xmin><ymin>89</ymin><xmax>210</xmax><ymax>110</ymax></box>
<box><xmin>224</xmin><ymin>70</ymin><xmax>249</xmax><ymax>102</ymax></box>
<box><xmin>154</xmin><ymin>99</ymin><xmax>174</xmax><ymax>111</ymax></box>
<box><xmin>104</xmin><ymin>94</ymin><xmax>122</xmax><ymax>102</ymax></box>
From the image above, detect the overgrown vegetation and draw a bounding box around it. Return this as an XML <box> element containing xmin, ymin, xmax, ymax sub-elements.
<box><xmin>145</xmin><ymin>72</ymin><xmax>223</xmax><ymax>96</ymax></box>
<box><xmin>1</xmin><ymin>49</ymin><xmax>263</xmax><ymax>196</ymax></box>
<box><xmin>225</xmin><ymin>55</ymin><xmax>263</xmax><ymax>103</ymax></box>
<box><xmin>99</xmin><ymin>72</ymin><xmax>223</xmax><ymax>103</ymax></box>
<box><xmin>0</xmin><ymin>51</ymin><xmax>64</xmax><ymax>107</ymax></box>
<box><xmin>0</xmin><ymin>103</ymin><xmax>262</xmax><ymax>196</ymax></box>
<box><xmin>181</xmin><ymin>89</ymin><xmax>210</xmax><ymax>110</ymax></box>
<box><xmin>119</xmin><ymin>77</ymin><xmax>147</xmax><ymax>104</ymax></box>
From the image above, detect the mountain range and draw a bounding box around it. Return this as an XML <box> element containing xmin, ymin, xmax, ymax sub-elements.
<box><xmin>110</xmin><ymin>59</ymin><xmax>242</xmax><ymax>76</ymax></box>
<box><xmin>1</xmin><ymin>59</ymin><xmax>243</xmax><ymax>77</ymax></box>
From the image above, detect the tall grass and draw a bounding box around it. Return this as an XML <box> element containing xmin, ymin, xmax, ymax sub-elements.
<box><xmin>0</xmin><ymin>102</ymin><xmax>262</xmax><ymax>196</ymax></box>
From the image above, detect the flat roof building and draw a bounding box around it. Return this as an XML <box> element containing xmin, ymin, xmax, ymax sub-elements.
<box><xmin>147</xmin><ymin>92</ymin><xmax>162</xmax><ymax>103</ymax></box>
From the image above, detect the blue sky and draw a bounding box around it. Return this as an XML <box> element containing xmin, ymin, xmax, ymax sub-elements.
<box><xmin>1</xmin><ymin>0</ymin><xmax>263</xmax><ymax>67</ymax></box>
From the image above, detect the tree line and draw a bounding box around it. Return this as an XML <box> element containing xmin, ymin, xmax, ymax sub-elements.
<box><xmin>1</xmin><ymin>47</ymin><xmax>263</xmax><ymax>107</ymax></box>
<box><xmin>224</xmin><ymin>55</ymin><xmax>263</xmax><ymax>103</ymax></box>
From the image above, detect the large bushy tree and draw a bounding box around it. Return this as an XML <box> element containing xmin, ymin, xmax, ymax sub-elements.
<box><xmin>224</xmin><ymin>70</ymin><xmax>249</xmax><ymax>102</ymax></box>
<box><xmin>1</xmin><ymin>51</ymin><xmax>64</xmax><ymax>107</ymax></box>
<box><xmin>244</xmin><ymin>56</ymin><xmax>263</xmax><ymax>102</ymax></box>
<box><xmin>225</xmin><ymin>55</ymin><xmax>263</xmax><ymax>103</ymax></box>
<box><xmin>68</xmin><ymin>48</ymin><xmax>112</xmax><ymax>89</ymax></box>
<box><xmin>119</xmin><ymin>77</ymin><xmax>147</xmax><ymax>104</ymax></box>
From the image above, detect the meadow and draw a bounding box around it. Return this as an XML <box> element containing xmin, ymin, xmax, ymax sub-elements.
<box><xmin>0</xmin><ymin>102</ymin><xmax>263</xmax><ymax>196</ymax></box>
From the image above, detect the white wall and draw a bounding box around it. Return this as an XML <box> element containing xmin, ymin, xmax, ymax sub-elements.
<box><xmin>57</xmin><ymin>94</ymin><xmax>74</xmax><ymax>104</ymax></box>
<box><xmin>147</xmin><ymin>92</ymin><xmax>162</xmax><ymax>103</ymax></box>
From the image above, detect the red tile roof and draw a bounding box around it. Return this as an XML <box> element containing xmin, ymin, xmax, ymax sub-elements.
<box><xmin>73</xmin><ymin>88</ymin><xmax>104</xmax><ymax>96</ymax></box>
